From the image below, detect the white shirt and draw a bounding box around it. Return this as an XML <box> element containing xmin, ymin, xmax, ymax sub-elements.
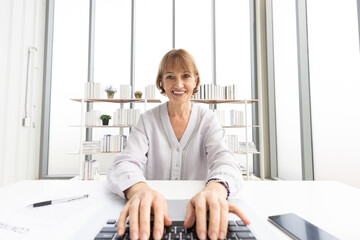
<box><xmin>107</xmin><ymin>102</ymin><xmax>243</xmax><ymax>198</ymax></box>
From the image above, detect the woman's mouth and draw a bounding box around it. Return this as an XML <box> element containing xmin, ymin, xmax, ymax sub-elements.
<box><xmin>172</xmin><ymin>90</ymin><xmax>186</xmax><ymax>95</ymax></box>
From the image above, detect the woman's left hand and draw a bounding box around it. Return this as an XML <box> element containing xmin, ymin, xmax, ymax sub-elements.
<box><xmin>184</xmin><ymin>182</ymin><xmax>250</xmax><ymax>240</ymax></box>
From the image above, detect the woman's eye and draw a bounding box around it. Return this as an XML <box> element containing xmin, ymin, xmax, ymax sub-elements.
<box><xmin>184</xmin><ymin>74</ymin><xmax>191</xmax><ymax>78</ymax></box>
<box><xmin>166</xmin><ymin>75</ymin><xmax>174</xmax><ymax>79</ymax></box>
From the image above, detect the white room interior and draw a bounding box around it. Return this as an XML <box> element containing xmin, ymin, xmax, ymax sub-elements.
<box><xmin>1</xmin><ymin>0</ymin><xmax>360</xmax><ymax>189</ymax></box>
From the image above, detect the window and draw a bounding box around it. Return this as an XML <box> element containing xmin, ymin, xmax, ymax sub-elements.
<box><xmin>48</xmin><ymin>0</ymin><xmax>89</xmax><ymax>174</ymax></box>
<box><xmin>307</xmin><ymin>0</ymin><xmax>360</xmax><ymax>186</ymax></box>
<box><xmin>272</xmin><ymin>0</ymin><xmax>302</xmax><ymax>180</ymax></box>
<box><xmin>43</xmin><ymin>0</ymin><xmax>254</xmax><ymax>177</ymax></box>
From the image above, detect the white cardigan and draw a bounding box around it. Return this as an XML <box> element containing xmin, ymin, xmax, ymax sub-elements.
<box><xmin>107</xmin><ymin>102</ymin><xmax>243</xmax><ymax>198</ymax></box>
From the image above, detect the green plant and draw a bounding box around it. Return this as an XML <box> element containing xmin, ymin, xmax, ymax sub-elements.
<box><xmin>100</xmin><ymin>114</ymin><xmax>111</xmax><ymax>120</ymax></box>
<box><xmin>105</xmin><ymin>85</ymin><xmax>117</xmax><ymax>94</ymax></box>
<box><xmin>134</xmin><ymin>91</ymin><xmax>143</xmax><ymax>98</ymax></box>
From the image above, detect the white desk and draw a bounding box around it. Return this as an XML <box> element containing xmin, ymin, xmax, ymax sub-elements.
<box><xmin>0</xmin><ymin>180</ymin><xmax>359</xmax><ymax>239</ymax></box>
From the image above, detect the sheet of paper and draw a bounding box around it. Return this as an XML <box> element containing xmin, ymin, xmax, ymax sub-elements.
<box><xmin>0</xmin><ymin>180</ymin><xmax>121</xmax><ymax>240</ymax></box>
<box><xmin>0</xmin><ymin>198</ymin><xmax>95</xmax><ymax>239</ymax></box>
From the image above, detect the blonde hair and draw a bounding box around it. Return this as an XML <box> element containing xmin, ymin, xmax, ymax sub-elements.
<box><xmin>156</xmin><ymin>49</ymin><xmax>200</xmax><ymax>96</ymax></box>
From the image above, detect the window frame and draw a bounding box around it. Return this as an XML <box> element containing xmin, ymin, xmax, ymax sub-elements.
<box><xmin>39</xmin><ymin>0</ymin><xmax>261</xmax><ymax>179</ymax></box>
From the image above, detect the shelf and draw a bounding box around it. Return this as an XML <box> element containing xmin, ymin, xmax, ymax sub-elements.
<box><xmin>234</xmin><ymin>151</ymin><xmax>260</xmax><ymax>155</ymax></box>
<box><xmin>71</xmin><ymin>98</ymin><xmax>161</xmax><ymax>103</ymax></box>
<box><xmin>222</xmin><ymin>125</ymin><xmax>260</xmax><ymax>128</ymax></box>
<box><xmin>191</xmin><ymin>99</ymin><xmax>258</xmax><ymax>104</ymax></box>
<box><xmin>69</xmin><ymin>125</ymin><xmax>133</xmax><ymax>128</ymax></box>
<box><xmin>69</xmin><ymin>151</ymin><xmax>120</xmax><ymax>155</ymax></box>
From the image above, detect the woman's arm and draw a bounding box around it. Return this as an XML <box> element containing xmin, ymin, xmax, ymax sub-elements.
<box><xmin>107</xmin><ymin>112</ymin><xmax>172</xmax><ymax>240</ymax></box>
<box><xmin>184</xmin><ymin>181</ymin><xmax>249</xmax><ymax>240</ymax></box>
<box><xmin>184</xmin><ymin>112</ymin><xmax>249</xmax><ymax>240</ymax></box>
<box><xmin>107</xmin><ymin>114</ymin><xmax>149</xmax><ymax>198</ymax></box>
<box><xmin>205</xmin><ymin>113</ymin><xmax>244</xmax><ymax>197</ymax></box>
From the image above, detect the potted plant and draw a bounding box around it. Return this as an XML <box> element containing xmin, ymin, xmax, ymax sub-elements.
<box><xmin>105</xmin><ymin>85</ymin><xmax>117</xmax><ymax>99</ymax></box>
<box><xmin>134</xmin><ymin>91</ymin><xmax>143</xmax><ymax>99</ymax></box>
<box><xmin>100</xmin><ymin>114</ymin><xmax>111</xmax><ymax>125</ymax></box>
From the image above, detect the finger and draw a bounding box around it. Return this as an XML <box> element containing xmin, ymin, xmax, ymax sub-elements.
<box><xmin>164</xmin><ymin>214</ymin><xmax>172</xmax><ymax>226</ymax></box>
<box><xmin>117</xmin><ymin>203</ymin><xmax>130</xmax><ymax>236</ymax></box>
<box><xmin>163</xmin><ymin>201</ymin><xmax>172</xmax><ymax>227</ymax></box>
<box><xmin>152</xmin><ymin>198</ymin><xmax>165</xmax><ymax>240</ymax></box>
<box><xmin>208</xmin><ymin>200</ymin><xmax>220</xmax><ymax>240</ymax></box>
<box><xmin>184</xmin><ymin>201</ymin><xmax>196</xmax><ymax>229</ymax></box>
<box><xmin>218</xmin><ymin>200</ymin><xmax>229</xmax><ymax>239</ymax></box>
<box><xmin>139</xmin><ymin>196</ymin><xmax>152</xmax><ymax>240</ymax></box>
<box><xmin>228</xmin><ymin>203</ymin><xmax>251</xmax><ymax>225</ymax></box>
<box><xmin>129</xmin><ymin>198</ymin><xmax>140</xmax><ymax>239</ymax></box>
<box><xmin>195</xmin><ymin>197</ymin><xmax>207</xmax><ymax>240</ymax></box>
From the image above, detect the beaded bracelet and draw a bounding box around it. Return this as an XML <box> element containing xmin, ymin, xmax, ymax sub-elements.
<box><xmin>205</xmin><ymin>178</ymin><xmax>230</xmax><ymax>199</ymax></box>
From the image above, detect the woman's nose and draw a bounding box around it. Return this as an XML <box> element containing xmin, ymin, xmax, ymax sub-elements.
<box><xmin>174</xmin><ymin>77</ymin><xmax>184</xmax><ymax>87</ymax></box>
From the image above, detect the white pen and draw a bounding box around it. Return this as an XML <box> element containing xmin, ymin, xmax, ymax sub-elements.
<box><xmin>30</xmin><ymin>194</ymin><xmax>89</xmax><ymax>207</ymax></box>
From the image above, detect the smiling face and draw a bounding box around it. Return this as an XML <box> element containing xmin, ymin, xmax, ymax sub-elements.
<box><xmin>156</xmin><ymin>49</ymin><xmax>201</xmax><ymax>98</ymax></box>
<box><xmin>162</xmin><ymin>68</ymin><xmax>197</xmax><ymax>104</ymax></box>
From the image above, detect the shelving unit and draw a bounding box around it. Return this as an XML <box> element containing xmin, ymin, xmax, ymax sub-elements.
<box><xmin>69</xmin><ymin>125</ymin><xmax>134</xmax><ymax>128</ymax></box>
<box><xmin>71</xmin><ymin>97</ymin><xmax>262</xmax><ymax>180</ymax></box>
<box><xmin>222</xmin><ymin>125</ymin><xmax>260</xmax><ymax>128</ymax></box>
<box><xmin>68</xmin><ymin>151</ymin><xmax>121</xmax><ymax>155</ymax></box>
<box><xmin>191</xmin><ymin>99</ymin><xmax>261</xmax><ymax>180</ymax></box>
<box><xmin>71</xmin><ymin>98</ymin><xmax>161</xmax><ymax>179</ymax></box>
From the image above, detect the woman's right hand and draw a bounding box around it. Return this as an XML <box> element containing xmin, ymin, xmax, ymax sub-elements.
<box><xmin>117</xmin><ymin>182</ymin><xmax>172</xmax><ymax>240</ymax></box>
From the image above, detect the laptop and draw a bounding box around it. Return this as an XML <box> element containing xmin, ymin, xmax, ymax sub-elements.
<box><xmin>73</xmin><ymin>197</ymin><xmax>278</xmax><ymax>239</ymax></box>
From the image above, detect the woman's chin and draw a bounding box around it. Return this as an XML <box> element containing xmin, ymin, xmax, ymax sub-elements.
<box><xmin>169</xmin><ymin>95</ymin><xmax>191</xmax><ymax>103</ymax></box>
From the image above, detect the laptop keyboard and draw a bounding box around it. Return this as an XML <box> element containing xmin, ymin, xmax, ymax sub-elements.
<box><xmin>94</xmin><ymin>219</ymin><xmax>257</xmax><ymax>240</ymax></box>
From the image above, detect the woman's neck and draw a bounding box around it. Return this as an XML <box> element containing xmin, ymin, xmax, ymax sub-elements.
<box><xmin>167</xmin><ymin>101</ymin><xmax>192</xmax><ymax>118</ymax></box>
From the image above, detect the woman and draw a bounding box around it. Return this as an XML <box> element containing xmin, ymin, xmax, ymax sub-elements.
<box><xmin>107</xmin><ymin>49</ymin><xmax>249</xmax><ymax>240</ymax></box>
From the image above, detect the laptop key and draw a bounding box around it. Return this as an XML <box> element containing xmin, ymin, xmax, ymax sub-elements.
<box><xmin>100</xmin><ymin>227</ymin><xmax>117</xmax><ymax>233</ymax></box>
<box><xmin>228</xmin><ymin>226</ymin><xmax>245</xmax><ymax>232</ymax></box>
<box><xmin>237</xmin><ymin>226</ymin><xmax>250</xmax><ymax>232</ymax></box>
<box><xmin>183</xmin><ymin>233</ymin><xmax>192</xmax><ymax>240</ymax></box>
<box><xmin>168</xmin><ymin>226</ymin><xmax>176</xmax><ymax>233</ymax></box>
<box><xmin>236</xmin><ymin>231</ymin><xmax>256</xmax><ymax>238</ymax></box>
<box><xmin>226</xmin><ymin>232</ymin><xmax>236</xmax><ymax>240</ymax></box>
<box><xmin>228</xmin><ymin>220</ymin><xmax>237</xmax><ymax>226</ymax></box>
<box><xmin>172</xmin><ymin>233</ymin><xmax>181</xmax><ymax>240</ymax></box>
<box><xmin>176</xmin><ymin>226</ymin><xmax>186</xmax><ymax>233</ymax></box>
<box><xmin>107</xmin><ymin>220</ymin><xmax>117</xmax><ymax>225</ymax></box>
<box><xmin>227</xmin><ymin>232</ymin><xmax>237</xmax><ymax>238</ymax></box>
<box><xmin>171</xmin><ymin>221</ymin><xmax>185</xmax><ymax>226</ymax></box>
<box><xmin>161</xmin><ymin>233</ymin><xmax>170</xmax><ymax>240</ymax></box>
<box><xmin>236</xmin><ymin>220</ymin><xmax>245</xmax><ymax>226</ymax></box>
<box><xmin>114</xmin><ymin>233</ymin><xmax>128</xmax><ymax>240</ymax></box>
<box><xmin>94</xmin><ymin>232</ymin><xmax>115</xmax><ymax>240</ymax></box>
<box><xmin>123</xmin><ymin>233</ymin><xmax>131</xmax><ymax>240</ymax></box>
<box><xmin>192</xmin><ymin>233</ymin><xmax>199</xmax><ymax>240</ymax></box>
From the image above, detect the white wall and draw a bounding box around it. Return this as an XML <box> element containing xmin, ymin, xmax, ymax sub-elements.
<box><xmin>307</xmin><ymin>0</ymin><xmax>360</xmax><ymax>188</ymax></box>
<box><xmin>0</xmin><ymin>0</ymin><xmax>45</xmax><ymax>187</ymax></box>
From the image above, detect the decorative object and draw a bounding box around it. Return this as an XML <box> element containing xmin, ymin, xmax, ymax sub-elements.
<box><xmin>134</xmin><ymin>91</ymin><xmax>143</xmax><ymax>99</ymax></box>
<box><xmin>100</xmin><ymin>114</ymin><xmax>111</xmax><ymax>125</ymax></box>
<box><xmin>105</xmin><ymin>85</ymin><xmax>117</xmax><ymax>99</ymax></box>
